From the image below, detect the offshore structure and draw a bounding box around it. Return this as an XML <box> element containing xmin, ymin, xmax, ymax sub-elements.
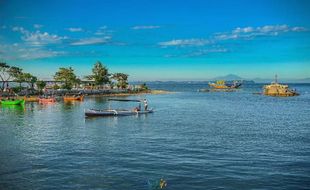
<box><xmin>263</xmin><ymin>75</ymin><xmax>299</xmax><ymax>97</ymax></box>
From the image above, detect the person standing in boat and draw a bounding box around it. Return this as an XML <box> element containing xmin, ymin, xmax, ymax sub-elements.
<box><xmin>143</xmin><ymin>99</ymin><xmax>148</xmax><ymax>110</ymax></box>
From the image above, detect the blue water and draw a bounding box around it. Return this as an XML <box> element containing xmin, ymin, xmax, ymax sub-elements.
<box><xmin>0</xmin><ymin>83</ymin><xmax>309</xmax><ymax>189</ymax></box>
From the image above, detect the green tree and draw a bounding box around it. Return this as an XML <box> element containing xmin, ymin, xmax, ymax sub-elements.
<box><xmin>10</xmin><ymin>66</ymin><xmax>24</xmax><ymax>89</ymax></box>
<box><xmin>112</xmin><ymin>73</ymin><xmax>129</xmax><ymax>89</ymax></box>
<box><xmin>86</xmin><ymin>61</ymin><xmax>110</xmax><ymax>85</ymax></box>
<box><xmin>140</xmin><ymin>83</ymin><xmax>149</xmax><ymax>91</ymax></box>
<box><xmin>54</xmin><ymin>67</ymin><xmax>78</xmax><ymax>90</ymax></box>
<box><xmin>36</xmin><ymin>80</ymin><xmax>46</xmax><ymax>93</ymax></box>
<box><xmin>23</xmin><ymin>73</ymin><xmax>38</xmax><ymax>89</ymax></box>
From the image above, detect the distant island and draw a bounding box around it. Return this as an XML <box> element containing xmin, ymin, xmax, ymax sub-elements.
<box><xmin>132</xmin><ymin>74</ymin><xmax>310</xmax><ymax>84</ymax></box>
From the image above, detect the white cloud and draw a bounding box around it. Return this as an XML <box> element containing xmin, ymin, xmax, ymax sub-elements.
<box><xmin>159</xmin><ymin>39</ymin><xmax>210</xmax><ymax>47</ymax></box>
<box><xmin>99</xmin><ymin>26</ymin><xmax>107</xmax><ymax>30</ymax></box>
<box><xmin>0</xmin><ymin>44</ymin><xmax>65</xmax><ymax>60</ymax></box>
<box><xmin>165</xmin><ymin>48</ymin><xmax>228</xmax><ymax>58</ymax></box>
<box><xmin>12</xmin><ymin>26</ymin><xmax>27</xmax><ymax>34</ymax></box>
<box><xmin>1</xmin><ymin>25</ymin><xmax>7</xmax><ymax>29</ymax></box>
<box><xmin>291</xmin><ymin>26</ymin><xmax>307</xmax><ymax>32</ymax></box>
<box><xmin>233</xmin><ymin>27</ymin><xmax>254</xmax><ymax>33</ymax></box>
<box><xmin>186</xmin><ymin>48</ymin><xmax>228</xmax><ymax>57</ymax></box>
<box><xmin>18</xmin><ymin>48</ymin><xmax>65</xmax><ymax>59</ymax></box>
<box><xmin>131</xmin><ymin>25</ymin><xmax>161</xmax><ymax>30</ymax></box>
<box><xmin>22</xmin><ymin>31</ymin><xmax>67</xmax><ymax>46</ymax></box>
<box><xmin>12</xmin><ymin>26</ymin><xmax>67</xmax><ymax>46</ymax></box>
<box><xmin>94</xmin><ymin>26</ymin><xmax>113</xmax><ymax>36</ymax></box>
<box><xmin>214</xmin><ymin>25</ymin><xmax>307</xmax><ymax>41</ymax></box>
<box><xmin>67</xmin><ymin>27</ymin><xmax>83</xmax><ymax>32</ymax></box>
<box><xmin>70</xmin><ymin>36</ymin><xmax>111</xmax><ymax>46</ymax></box>
<box><xmin>34</xmin><ymin>24</ymin><xmax>43</xmax><ymax>29</ymax></box>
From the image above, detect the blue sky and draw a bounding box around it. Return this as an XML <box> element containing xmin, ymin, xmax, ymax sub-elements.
<box><xmin>0</xmin><ymin>0</ymin><xmax>309</xmax><ymax>81</ymax></box>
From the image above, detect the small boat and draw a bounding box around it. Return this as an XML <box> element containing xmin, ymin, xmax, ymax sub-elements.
<box><xmin>85</xmin><ymin>98</ymin><xmax>153</xmax><ymax>117</ymax></box>
<box><xmin>208</xmin><ymin>80</ymin><xmax>242</xmax><ymax>89</ymax></box>
<box><xmin>39</xmin><ymin>97</ymin><xmax>56</xmax><ymax>103</ymax></box>
<box><xmin>0</xmin><ymin>99</ymin><xmax>25</xmax><ymax>105</ymax></box>
<box><xmin>24</xmin><ymin>96</ymin><xmax>39</xmax><ymax>102</ymax></box>
<box><xmin>63</xmin><ymin>94</ymin><xmax>84</xmax><ymax>101</ymax></box>
<box><xmin>85</xmin><ymin>108</ymin><xmax>154</xmax><ymax>117</ymax></box>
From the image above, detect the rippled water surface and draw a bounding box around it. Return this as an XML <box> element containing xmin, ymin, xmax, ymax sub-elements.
<box><xmin>0</xmin><ymin>83</ymin><xmax>309</xmax><ymax>189</ymax></box>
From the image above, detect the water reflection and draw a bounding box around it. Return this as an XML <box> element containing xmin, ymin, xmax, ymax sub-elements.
<box><xmin>62</xmin><ymin>101</ymin><xmax>82</xmax><ymax>110</ymax></box>
<box><xmin>85</xmin><ymin>115</ymin><xmax>119</xmax><ymax>126</ymax></box>
<box><xmin>0</xmin><ymin>104</ymin><xmax>26</xmax><ymax>113</ymax></box>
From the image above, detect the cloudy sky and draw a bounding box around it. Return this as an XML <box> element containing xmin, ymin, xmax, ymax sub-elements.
<box><xmin>0</xmin><ymin>0</ymin><xmax>309</xmax><ymax>80</ymax></box>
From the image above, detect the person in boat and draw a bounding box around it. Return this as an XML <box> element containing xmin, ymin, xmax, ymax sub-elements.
<box><xmin>143</xmin><ymin>99</ymin><xmax>148</xmax><ymax>110</ymax></box>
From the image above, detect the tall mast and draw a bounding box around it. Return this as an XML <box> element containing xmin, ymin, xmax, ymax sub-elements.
<box><xmin>275</xmin><ymin>74</ymin><xmax>278</xmax><ymax>83</ymax></box>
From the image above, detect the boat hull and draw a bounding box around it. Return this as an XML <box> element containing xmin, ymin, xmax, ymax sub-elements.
<box><xmin>0</xmin><ymin>99</ymin><xmax>25</xmax><ymax>105</ymax></box>
<box><xmin>85</xmin><ymin>109</ymin><xmax>154</xmax><ymax>117</ymax></box>
<box><xmin>63</xmin><ymin>95</ymin><xmax>84</xmax><ymax>101</ymax></box>
<box><xmin>39</xmin><ymin>98</ymin><xmax>56</xmax><ymax>103</ymax></box>
<box><xmin>24</xmin><ymin>96</ymin><xmax>39</xmax><ymax>102</ymax></box>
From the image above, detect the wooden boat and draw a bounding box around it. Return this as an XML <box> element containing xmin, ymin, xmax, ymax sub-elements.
<box><xmin>39</xmin><ymin>97</ymin><xmax>56</xmax><ymax>103</ymax></box>
<box><xmin>85</xmin><ymin>98</ymin><xmax>153</xmax><ymax>117</ymax></box>
<box><xmin>208</xmin><ymin>80</ymin><xmax>242</xmax><ymax>89</ymax></box>
<box><xmin>85</xmin><ymin>108</ymin><xmax>154</xmax><ymax>117</ymax></box>
<box><xmin>0</xmin><ymin>99</ymin><xmax>25</xmax><ymax>105</ymax></box>
<box><xmin>24</xmin><ymin>96</ymin><xmax>39</xmax><ymax>102</ymax></box>
<box><xmin>63</xmin><ymin>95</ymin><xmax>84</xmax><ymax>101</ymax></box>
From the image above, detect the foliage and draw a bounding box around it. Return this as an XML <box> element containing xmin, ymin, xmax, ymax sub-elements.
<box><xmin>10</xmin><ymin>67</ymin><xmax>24</xmax><ymax>88</ymax></box>
<box><xmin>0</xmin><ymin>62</ymin><xmax>12</xmax><ymax>89</ymax></box>
<box><xmin>54</xmin><ymin>67</ymin><xmax>79</xmax><ymax>90</ymax></box>
<box><xmin>36</xmin><ymin>80</ymin><xmax>46</xmax><ymax>92</ymax></box>
<box><xmin>23</xmin><ymin>73</ymin><xmax>37</xmax><ymax>89</ymax></box>
<box><xmin>11</xmin><ymin>86</ymin><xmax>23</xmax><ymax>93</ymax></box>
<box><xmin>85</xmin><ymin>61</ymin><xmax>110</xmax><ymax>85</ymax></box>
<box><xmin>112</xmin><ymin>73</ymin><xmax>129</xmax><ymax>89</ymax></box>
<box><xmin>140</xmin><ymin>83</ymin><xmax>149</xmax><ymax>90</ymax></box>
<box><xmin>53</xmin><ymin>84</ymin><xmax>60</xmax><ymax>90</ymax></box>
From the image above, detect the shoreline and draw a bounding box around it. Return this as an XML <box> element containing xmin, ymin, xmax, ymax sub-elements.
<box><xmin>3</xmin><ymin>89</ymin><xmax>172</xmax><ymax>99</ymax></box>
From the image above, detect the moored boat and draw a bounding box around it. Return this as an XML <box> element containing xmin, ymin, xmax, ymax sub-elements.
<box><xmin>39</xmin><ymin>97</ymin><xmax>56</xmax><ymax>103</ymax></box>
<box><xmin>63</xmin><ymin>94</ymin><xmax>84</xmax><ymax>101</ymax></box>
<box><xmin>24</xmin><ymin>96</ymin><xmax>39</xmax><ymax>102</ymax></box>
<box><xmin>208</xmin><ymin>80</ymin><xmax>242</xmax><ymax>89</ymax></box>
<box><xmin>0</xmin><ymin>99</ymin><xmax>25</xmax><ymax>105</ymax></box>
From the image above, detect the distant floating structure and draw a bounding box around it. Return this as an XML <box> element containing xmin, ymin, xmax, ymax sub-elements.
<box><xmin>263</xmin><ymin>75</ymin><xmax>299</xmax><ymax>97</ymax></box>
<box><xmin>208</xmin><ymin>80</ymin><xmax>242</xmax><ymax>89</ymax></box>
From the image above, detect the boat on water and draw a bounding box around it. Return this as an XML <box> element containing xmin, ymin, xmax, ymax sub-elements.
<box><xmin>0</xmin><ymin>99</ymin><xmax>25</xmax><ymax>105</ymax></box>
<box><xmin>39</xmin><ymin>97</ymin><xmax>56</xmax><ymax>103</ymax></box>
<box><xmin>63</xmin><ymin>94</ymin><xmax>84</xmax><ymax>101</ymax></box>
<box><xmin>85</xmin><ymin>98</ymin><xmax>153</xmax><ymax>117</ymax></box>
<box><xmin>208</xmin><ymin>80</ymin><xmax>242</xmax><ymax>89</ymax></box>
<box><xmin>24</xmin><ymin>96</ymin><xmax>39</xmax><ymax>102</ymax></box>
<box><xmin>85</xmin><ymin>108</ymin><xmax>154</xmax><ymax>117</ymax></box>
<box><xmin>263</xmin><ymin>75</ymin><xmax>299</xmax><ymax>97</ymax></box>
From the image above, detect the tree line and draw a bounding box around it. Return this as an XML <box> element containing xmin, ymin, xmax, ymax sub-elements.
<box><xmin>0</xmin><ymin>61</ymin><xmax>129</xmax><ymax>92</ymax></box>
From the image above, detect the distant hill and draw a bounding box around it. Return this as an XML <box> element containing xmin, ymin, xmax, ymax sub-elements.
<box><xmin>212</xmin><ymin>74</ymin><xmax>243</xmax><ymax>81</ymax></box>
<box><xmin>294</xmin><ymin>78</ymin><xmax>310</xmax><ymax>83</ymax></box>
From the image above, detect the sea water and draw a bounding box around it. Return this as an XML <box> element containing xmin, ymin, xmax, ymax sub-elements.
<box><xmin>0</xmin><ymin>83</ymin><xmax>309</xmax><ymax>189</ymax></box>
